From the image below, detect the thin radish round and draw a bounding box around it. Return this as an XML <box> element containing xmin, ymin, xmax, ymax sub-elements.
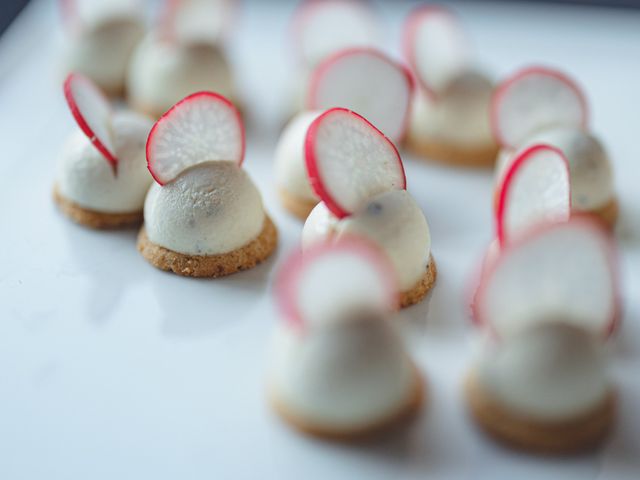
<box><xmin>403</xmin><ymin>4</ymin><xmax>470</xmax><ymax>98</ymax></box>
<box><xmin>291</xmin><ymin>0</ymin><xmax>378</xmax><ymax>68</ymax></box>
<box><xmin>307</xmin><ymin>48</ymin><xmax>414</xmax><ymax>142</ymax></box>
<box><xmin>146</xmin><ymin>91</ymin><xmax>245</xmax><ymax>185</ymax></box>
<box><xmin>275</xmin><ymin>236</ymin><xmax>398</xmax><ymax>329</ymax></box>
<box><xmin>305</xmin><ymin>108</ymin><xmax>406</xmax><ymax>219</ymax></box>
<box><xmin>64</xmin><ymin>72</ymin><xmax>118</xmax><ymax>171</ymax></box>
<box><xmin>491</xmin><ymin>66</ymin><xmax>589</xmax><ymax>148</ymax></box>
<box><xmin>477</xmin><ymin>219</ymin><xmax>619</xmax><ymax>339</ymax></box>
<box><xmin>496</xmin><ymin>144</ymin><xmax>571</xmax><ymax>246</ymax></box>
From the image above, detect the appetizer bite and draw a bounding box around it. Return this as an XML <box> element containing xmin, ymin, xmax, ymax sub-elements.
<box><xmin>269</xmin><ymin>238</ymin><xmax>424</xmax><ymax>440</ymax></box>
<box><xmin>128</xmin><ymin>0</ymin><xmax>238</xmax><ymax>119</ymax></box>
<box><xmin>138</xmin><ymin>92</ymin><xmax>277</xmax><ymax>277</ymax></box>
<box><xmin>493</xmin><ymin>66</ymin><xmax>617</xmax><ymax>227</ymax></box>
<box><xmin>301</xmin><ymin>108</ymin><xmax>436</xmax><ymax>308</ymax></box>
<box><xmin>54</xmin><ymin>73</ymin><xmax>153</xmax><ymax>228</ymax></box>
<box><xmin>467</xmin><ymin>219</ymin><xmax>619</xmax><ymax>454</ymax></box>
<box><xmin>275</xmin><ymin>48</ymin><xmax>413</xmax><ymax>218</ymax></box>
<box><xmin>403</xmin><ymin>4</ymin><xmax>497</xmax><ymax>167</ymax></box>
<box><xmin>59</xmin><ymin>0</ymin><xmax>145</xmax><ymax>97</ymax></box>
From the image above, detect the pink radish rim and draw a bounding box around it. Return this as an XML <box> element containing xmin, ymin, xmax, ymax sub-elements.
<box><xmin>495</xmin><ymin>143</ymin><xmax>571</xmax><ymax>247</ymax></box>
<box><xmin>490</xmin><ymin>65</ymin><xmax>590</xmax><ymax>148</ymax></box>
<box><xmin>63</xmin><ymin>73</ymin><xmax>118</xmax><ymax>173</ymax></box>
<box><xmin>402</xmin><ymin>4</ymin><xmax>465</xmax><ymax>100</ymax></box>
<box><xmin>146</xmin><ymin>91</ymin><xmax>245</xmax><ymax>186</ymax></box>
<box><xmin>304</xmin><ymin>107</ymin><xmax>406</xmax><ymax>219</ymax></box>
<box><xmin>275</xmin><ymin>235</ymin><xmax>399</xmax><ymax>330</ymax></box>
<box><xmin>475</xmin><ymin>217</ymin><xmax>621</xmax><ymax>339</ymax></box>
<box><xmin>306</xmin><ymin>47</ymin><xmax>415</xmax><ymax>141</ymax></box>
<box><xmin>289</xmin><ymin>0</ymin><xmax>376</xmax><ymax>66</ymax></box>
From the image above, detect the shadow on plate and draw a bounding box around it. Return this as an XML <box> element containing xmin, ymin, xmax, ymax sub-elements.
<box><xmin>60</xmin><ymin>220</ymin><xmax>143</xmax><ymax>326</ymax></box>
<box><xmin>150</xmin><ymin>248</ymin><xmax>278</xmax><ymax>339</ymax></box>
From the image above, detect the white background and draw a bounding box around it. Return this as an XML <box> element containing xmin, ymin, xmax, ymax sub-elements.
<box><xmin>0</xmin><ymin>1</ymin><xmax>639</xmax><ymax>479</ymax></box>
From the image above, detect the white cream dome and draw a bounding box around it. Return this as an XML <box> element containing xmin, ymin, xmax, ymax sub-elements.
<box><xmin>274</xmin><ymin>111</ymin><xmax>320</xmax><ymax>202</ymax></box>
<box><xmin>61</xmin><ymin>18</ymin><xmax>144</xmax><ymax>96</ymax></box>
<box><xmin>127</xmin><ymin>34</ymin><xmax>235</xmax><ymax>117</ymax></box>
<box><xmin>143</xmin><ymin>161</ymin><xmax>265</xmax><ymax>255</ymax></box>
<box><xmin>302</xmin><ymin>190</ymin><xmax>431</xmax><ymax>291</ymax></box>
<box><xmin>269</xmin><ymin>310</ymin><xmax>416</xmax><ymax>429</ymax></box>
<box><xmin>57</xmin><ymin>111</ymin><xmax>153</xmax><ymax>213</ymax></box>
<box><xmin>408</xmin><ymin>71</ymin><xmax>494</xmax><ymax>147</ymax></box>
<box><xmin>477</xmin><ymin>323</ymin><xmax>609</xmax><ymax>420</ymax></box>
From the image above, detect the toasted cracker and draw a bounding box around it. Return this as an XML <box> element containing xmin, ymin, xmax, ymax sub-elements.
<box><xmin>53</xmin><ymin>185</ymin><xmax>143</xmax><ymax>229</ymax></box>
<box><xmin>400</xmin><ymin>255</ymin><xmax>437</xmax><ymax>309</ymax></box>
<box><xmin>465</xmin><ymin>371</ymin><xmax>615</xmax><ymax>454</ymax></box>
<box><xmin>278</xmin><ymin>188</ymin><xmax>319</xmax><ymax>220</ymax></box>
<box><xmin>137</xmin><ymin>216</ymin><xmax>278</xmax><ymax>277</ymax></box>
<box><xmin>270</xmin><ymin>363</ymin><xmax>424</xmax><ymax>441</ymax></box>
<box><xmin>406</xmin><ymin>135</ymin><xmax>498</xmax><ymax>168</ymax></box>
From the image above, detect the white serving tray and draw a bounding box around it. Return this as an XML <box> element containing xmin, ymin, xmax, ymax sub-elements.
<box><xmin>0</xmin><ymin>1</ymin><xmax>639</xmax><ymax>478</ymax></box>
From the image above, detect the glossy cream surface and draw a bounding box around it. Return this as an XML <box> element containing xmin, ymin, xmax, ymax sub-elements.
<box><xmin>128</xmin><ymin>34</ymin><xmax>235</xmax><ymax>117</ymax></box>
<box><xmin>57</xmin><ymin>111</ymin><xmax>153</xmax><ymax>212</ymax></box>
<box><xmin>477</xmin><ymin>323</ymin><xmax>609</xmax><ymax>420</ymax></box>
<box><xmin>408</xmin><ymin>71</ymin><xmax>495</xmax><ymax>147</ymax></box>
<box><xmin>269</xmin><ymin>310</ymin><xmax>416</xmax><ymax>428</ymax></box>
<box><xmin>143</xmin><ymin>161</ymin><xmax>265</xmax><ymax>255</ymax></box>
<box><xmin>61</xmin><ymin>18</ymin><xmax>144</xmax><ymax>95</ymax></box>
<box><xmin>274</xmin><ymin>111</ymin><xmax>321</xmax><ymax>202</ymax></box>
<box><xmin>302</xmin><ymin>190</ymin><xmax>431</xmax><ymax>291</ymax></box>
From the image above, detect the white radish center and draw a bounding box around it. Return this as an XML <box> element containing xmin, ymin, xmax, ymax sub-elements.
<box><xmin>483</xmin><ymin>223</ymin><xmax>614</xmax><ymax>338</ymax></box>
<box><xmin>496</xmin><ymin>73</ymin><xmax>586</xmax><ymax>147</ymax></box>
<box><xmin>313</xmin><ymin>111</ymin><xmax>404</xmax><ymax>214</ymax></box>
<box><xmin>502</xmin><ymin>147</ymin><xmax>570</xmax><ymax>244</ymax></box>
<box><xmin>312</xmin><ymin>51</ymin><xmax>410</xmax><ymax>142</ymax></box>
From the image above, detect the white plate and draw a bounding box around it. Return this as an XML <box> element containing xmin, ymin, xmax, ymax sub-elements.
<box><xmin>0</xmin><ymin>1</ymin><xmax>639</xmax><ymax>479</ymax></box>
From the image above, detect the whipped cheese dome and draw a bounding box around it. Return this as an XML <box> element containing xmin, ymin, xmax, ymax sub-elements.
<box><xmin>274</xmin><ymin>111</ymin><xmax>321</xmax><ymax>202</ymax></box>
<box><xmin>496</xmin><ymin>127</ymin><xmax>614</xmax><ymax>211</ymax></box>
<box><xmin>303</xmin><ymin>190</ymin><xmax>431</xmax><ymax>291</ymax></box>
<box><xmin>61</xmin><ymin>19</ymin><xmax>144</xmax><ymax>96</ymax></box>
<box><xmin>57</xmin><ymin>111</ymin><xmax>153</xmax><ymax>212</ymax></box>
<box><xmin>409</xmin><ymin>71</ymin><xmax>494</xmax><ymax>147</ymax></box>
<box><xmin>477</xmin><ymin>323</ymin><xmax>609</xmax><ymax>420</ymax></box>
<box><xmin>128</xmin><ymin>34</ymin><xmax>235</xmax><ymax>117</ymax></box>
<box><xmin>270</xmin><ymin>309</ymin><xmax>416</xmax><ymax>428</ymax></box>
<box><xmin>144</xmin><ymin>161</ymin><xmax>265</xmax><ymax>255</ymax></box>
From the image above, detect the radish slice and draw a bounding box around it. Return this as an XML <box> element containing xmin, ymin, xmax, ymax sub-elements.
<box><xmin>307</xmin><ymin>48</ymin><xmax>414</xmax><ymax>142</ymax></box>
<box><xmin>160</xmin><ymin>0</ymin><xmax>235</xmax><ymax>44</ymax></box>
<box><xmin>305</xmin><ymin>108</ymin><xmax>406</xmax><ymax>219</ymax></box>
<box><xmin>403</xmin><ymin>4</ymin><xmax>470</xmax><ymax>98</ymax></box>
<box><xmin>64</xmin><ymin>73</ymin><xmax>118</xmax><ymax>171</ymax></box>
<box><xmin>477</xmin><ymin>219</ymin><xmax>619</xmax><ymax>339</ymax></box>
<box><xmin>291</xmin><ymin>0</ymin><xmax>378</xmax><ymax>68</ymax></box>
<box><xmin>491</xmin><ymin>66</ymin><xmax>589</xmax><ymax>148</ymax></box>
<box><xmin>275</xmin><ymin>237</ymin><xmax>398</xmax><ymax>329</ymax></box>
<box><xmin>496</xmin><ymin>144</ymin><xmax>571</xmax><ymax>247</ymax></box>
<box><xmin>146</xmin><ymin>91</ymin><xmax>245</xmax><ymax>185</ymax></box>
